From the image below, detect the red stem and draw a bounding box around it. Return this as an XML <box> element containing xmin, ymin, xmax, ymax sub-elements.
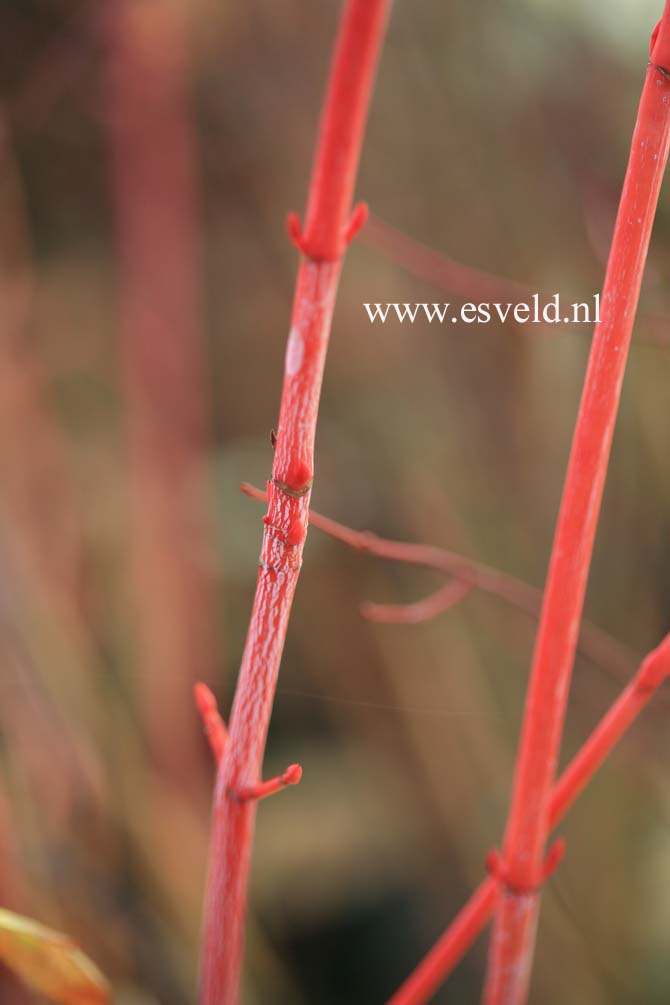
<box><xmin>389</xmin><ymin>636</ymin><xmax>670</xmax><ymax>1005</ymax></box>
<box><xmin>199</xmin><ymin>4</ymin><xmax>390</xmax><ymax>1002</ymax></box>
<box><xmin>483</xmin><ymin>13</ymin><xmax>670</xmax><ymax>1003</ymax></box>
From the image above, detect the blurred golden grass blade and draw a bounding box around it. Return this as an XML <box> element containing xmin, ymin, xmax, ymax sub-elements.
<box><xmin>0</xmin><ymin>908</ymin><xmax>109</xmax><ymax>1005</ymax></box>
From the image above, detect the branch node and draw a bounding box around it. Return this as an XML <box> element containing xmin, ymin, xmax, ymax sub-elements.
<box><xmin>230</xmin><ymin>763</ymin><xmax>303</xmax><ymax>803</ymax></box>
<box><xmin>485</xmin><ymin>838</ymin><xmax>566</xmax><ymax>897</ymax></box>
<box><xmin>343</xmin><ymin>201</ymin><xmax>369</xmax><ymax>245</ymax></box>
<box><xmin>286</xmin><ymin>211</ymin><xmax>310</xmax><ymax>255</ymax></box>
<box><xmin>650</xmin><ymin>3</ymin><xmax>670</xmax><ymax>69</ymax></box>
<box><xmin>271</xmin><ymin>475</ymin><xmax>313</xmax><ymax>498</ymax></box>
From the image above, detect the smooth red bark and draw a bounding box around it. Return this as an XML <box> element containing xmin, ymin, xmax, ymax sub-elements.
<box><xmin>483</xmin><ymin>12</ymin><xmax>670</xmax><ymax>1003</ymax></box>
<box><xmin>199</xmin><ymin>4</ymin><xmax>390</xmax><ymax>1002</ymax></box>
<box><xmin>389</xmin><ymin>636</ymin><xmax>670</xmax><ymax>1005</ymax></box>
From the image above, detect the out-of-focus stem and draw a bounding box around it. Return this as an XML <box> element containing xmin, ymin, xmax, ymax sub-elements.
<box><xmin>103</xmin><ymin>0</ymin><xmax>217</xmax><ymax>788</ymax></box>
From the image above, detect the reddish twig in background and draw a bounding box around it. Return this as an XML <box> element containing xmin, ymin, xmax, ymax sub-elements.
<box><xmin>199</xmin><ymin>4</ymin><xmax>390</xmax><ymax>1002</ymax></box>
<box><xmin>362</xmin><ymin>579</ymin><xmax>474</xmax><ymax>626</ymax></box>
<box><xmin>363</xmin><ymin>212</ymin><xmax>670</xmax><ymax>346</ymax></box>
<box><xmin>363</xmin><ymin>213</ymin><xmax>535</xmax><ymax>304</ymax></box>
<box><xmin>103</xmin><ymin>0</ymin><xmax>217</xmax><ymax>790</ymax></box>
<box><xmin>388</xmin><ymin>635</ymin><xmax>670</xmax><ymax>1005</ymax></box>
<box><xmin>482</xmin><ymin>12</ymin><xmax>670</xmax><ymax>1003</ymax></box>
<box><xmin>241</xmin><ymin>483</ymin><xmax>639</xmax><ymax>684</ymax></box>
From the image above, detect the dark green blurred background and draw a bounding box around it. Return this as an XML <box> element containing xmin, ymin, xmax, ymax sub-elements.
<box><xmin>0</xmin><ymin>1</ymin><xmax>668</xmax><ymax>1003</ymax></box>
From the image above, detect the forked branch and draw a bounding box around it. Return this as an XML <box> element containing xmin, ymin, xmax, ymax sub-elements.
<box><xmin>388</xmin><ymin>636</ymin><xmax>670</xmax><ymax>1005</ymax></box>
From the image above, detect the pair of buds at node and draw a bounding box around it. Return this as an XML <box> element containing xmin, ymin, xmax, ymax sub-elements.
<box><xmin>194</xmin><ymin>684</ymin><xmax>302</xmax><ymax>802</ymax></box>
<box><xmin>287</xmin><ymin>202</ymin><xmax>368</xmax><ymax>260</ymax></box>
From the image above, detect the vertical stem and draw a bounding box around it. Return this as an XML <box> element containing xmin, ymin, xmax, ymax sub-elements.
<box><xmin>483</xmin><ymin>11</ymin><xmax>670</xmax><ymax>1004</ymax></box>
<box><xmin>199</xmin><ymin>3</ymin><xmax>390</xmax><ymax>1003</ymax></box>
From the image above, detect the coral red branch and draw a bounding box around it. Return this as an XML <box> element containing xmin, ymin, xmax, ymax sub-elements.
<box><xmin>199</xmin><ymin>4</ymin><xmax>390</xmax><ymax>1003</ymax></box>
<box><xmin>195</xmin><ymin>684</ymin><xmax>228</xmax><ymax>765</ymax></box>
<box><xmin>483</xmin><ymin>15</ymin><xmax>670</xmax><ymax>1000</ymax></box>
<box><xmin>388</xmin><ymin>636</ymin><xmax>670</xmax><ymax>1005</ymax></box>
<box><xmin>240</xmin><ymin>482</ymin><xmax>638</xmax><ymax>683</ymax></box>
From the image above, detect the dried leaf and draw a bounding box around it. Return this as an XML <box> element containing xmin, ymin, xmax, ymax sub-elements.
<box><xmin>0</xmin><ymin>908</ymin><xmax>109</xmax><ymax>1004</ymax></box>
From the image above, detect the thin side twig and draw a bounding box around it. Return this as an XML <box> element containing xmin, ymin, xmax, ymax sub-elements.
<box><xmin>241</xmin><ymin>483</ymin><xmax>639</xmax><ymax>684</ymax></box>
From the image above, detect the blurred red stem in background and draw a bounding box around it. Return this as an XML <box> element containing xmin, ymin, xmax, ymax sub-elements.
<box><xmin>364</xmin><ymin>213</ymin><xmax>670</xmax><ymax>346</ymax></box>
<box><xmin>361</xmin><ymin>579</ymin><xmax>474</xmax><ymax>625</ymax></box>
<box><xmin>482</xmin><ymin>13</ymin><xmax>670</xmax><ymax>1003</ymax></box>
<box><xmin>240</xmin><ymin>483</ymin><xmax>639</xmax><ymax>684</ymax></box>
<box><xmin>388</xmin><ymin>636</ymin><xmax>670</xmax><ymax>1005</ymax></box>
<box><xmin>104</xmin><ymin>1</ymin><xmax>217</xmax><ymax>789</ymax></box>
<box><xmin>199</xmin><ymin>3</ymin><xmax>390</xmax><ymax>1002</ymax></box>
<box><xmin>364</xmin><ymin>214</ymin><xmax>535</xmax><ymax>304</ymax></box>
